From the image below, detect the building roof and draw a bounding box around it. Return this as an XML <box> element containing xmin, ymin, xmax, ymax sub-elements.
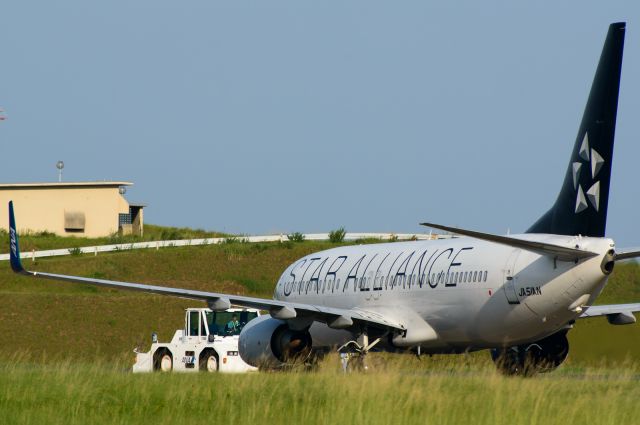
<box><xmin>0</xmin><ymin>181</ymin><xmax>133</xmax><ymax>189</ymax></box>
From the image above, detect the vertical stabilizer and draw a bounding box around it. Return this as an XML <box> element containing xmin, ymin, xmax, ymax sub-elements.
<box><xmin>527</xmin><ymin>23</ymin><xmax>625</xmax><ymax>237</ymax></box>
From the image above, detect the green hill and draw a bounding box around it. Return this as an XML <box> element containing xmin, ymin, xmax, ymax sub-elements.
<box><xmin>0</xmin><ymin>224</ymin><xmax>229</xmax><ymax>253</ymax></box>
<box><xmin>1</xmin><ymin>240</ymin><xmax>639</xmax><ymax>365</ymax></box>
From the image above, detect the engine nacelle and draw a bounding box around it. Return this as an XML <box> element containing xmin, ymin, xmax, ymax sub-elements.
<box><xmin>239</xmin><ymin>315</ymin><xmax>312</xmax><ymax>368</ymax></box>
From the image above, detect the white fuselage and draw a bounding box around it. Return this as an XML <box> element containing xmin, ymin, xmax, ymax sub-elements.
<box><xmin>273</xmin><ymin>234</ymin><xmax>614</xmax><ymax>351</ymax></box>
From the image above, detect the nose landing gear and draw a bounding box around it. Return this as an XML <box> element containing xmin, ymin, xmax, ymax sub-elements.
<box><xmin>338</xmin><ymin>332</ymin><xmax>382</xmax><ymax>373</ymax></box>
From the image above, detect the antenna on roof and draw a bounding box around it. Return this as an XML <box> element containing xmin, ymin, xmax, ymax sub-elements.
<box><xmin>56</xmin><ymin>161</ymin><xmax>64</xmax><ymax>182</ymax></box>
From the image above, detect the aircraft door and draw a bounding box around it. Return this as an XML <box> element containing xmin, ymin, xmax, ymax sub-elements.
<box><xmin>363</xmin><ymin>271</ymin><xmax>374</xmax><ymax>300</ymax></box>
<box><xmin>373</xmin><ymin>271</ymin><xmax>383</xmax><ymax>300</ymax></box>
<box><xmin>503</xmin><ymin>249</ymin><xmax>521</xmax><ymax>305</ymax></box>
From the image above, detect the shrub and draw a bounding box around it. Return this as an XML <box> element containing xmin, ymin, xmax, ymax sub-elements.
<box><xmin>160</xmin><ymin>229</ymin><xmax>182</xmax><ymax>240</ymax></box>
<box><xmin>68</xmin><ymin>247</ymin><xmax>82</xmax><ymax>256</ymax></box>
<box><xmin>287</xmin><ymin>232</ymin><xmax>306</xmax><ymax>242</ymax></box>
<box><xmin>329</xmin><ymin>227</ymin><xmax>346</xmax><ymax>243</ymax></box>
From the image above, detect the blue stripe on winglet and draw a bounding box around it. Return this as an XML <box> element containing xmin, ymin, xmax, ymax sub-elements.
<box><xmin>8</xmin><ymin>201</ymin><xmax>24</xmax><ymax>273</ymax></box>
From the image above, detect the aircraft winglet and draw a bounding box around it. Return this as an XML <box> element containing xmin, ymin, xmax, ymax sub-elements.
<box><xmin>8</xmin><ymin>201</ymin><xmax>25</xmax><ymax>273</ymax></box>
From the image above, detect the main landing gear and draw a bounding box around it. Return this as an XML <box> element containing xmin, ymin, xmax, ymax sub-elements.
<box><xmin>490</xmin><ymin>330</ymin><xmax>570</xmax><ymax>376</ymax></box>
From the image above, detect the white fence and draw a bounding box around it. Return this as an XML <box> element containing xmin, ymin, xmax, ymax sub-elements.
<box><xmin>0</xmin><ymin>232</ymin><xmax>448</xmax><ymax>262</ymax></box>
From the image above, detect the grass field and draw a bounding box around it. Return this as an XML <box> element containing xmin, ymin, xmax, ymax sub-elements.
<box><xmin>1</xmin><ymin>237</ymin><xmax>640</xmax><ymax>424</ymax></box>
<box><xmin>1</xmin><ymin>355</ymin><xmax>640</xmax><ymax>425</ymax></box>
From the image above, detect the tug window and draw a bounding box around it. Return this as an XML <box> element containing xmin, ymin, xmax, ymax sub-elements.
<box><xmin>204</xmin><ymin>311</ymin><xmax>259</xmax><ymax>336</ymax></box>
<box><xmin>200</xmin><ymin>313</ymin><xmax>207</xmax><ymax>336</ymax></box>
<box><xmin>189</xmin><ymin>311</ymin><xmax>200</xmax><ymax>336</ymax></box>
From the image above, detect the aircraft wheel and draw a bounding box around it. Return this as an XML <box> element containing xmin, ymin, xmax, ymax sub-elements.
<box><xmin>490</xmin><ymin>348</ymin><xmax>525</xmax><ymax>376</ymax></box>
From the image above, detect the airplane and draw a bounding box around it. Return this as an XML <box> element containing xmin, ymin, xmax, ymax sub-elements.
<box><xmin>7</xmin><ymin>22</ymin><xmax>640</xmax><ymax>375</ymax></box>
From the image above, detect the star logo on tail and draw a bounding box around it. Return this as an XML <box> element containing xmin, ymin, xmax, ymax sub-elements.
<box><xmin>573</xmin><ymin>132</ymin><xmax>604</xmax><ymax>213</ymax></box>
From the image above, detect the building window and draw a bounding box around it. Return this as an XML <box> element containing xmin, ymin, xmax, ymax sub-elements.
<box><xmin>119</xmin><ymin>213</ymin><xmax>132</xmax><ymax>226</ymax></box>
<box><xmin>64</xmin><ymin>211</ymin><xmax>85</xmax><ymax>233</ymax></box>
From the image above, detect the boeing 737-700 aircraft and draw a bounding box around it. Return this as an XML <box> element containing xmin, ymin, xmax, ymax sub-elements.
<box><xmin>8</xmin><ymin>22</ymin><xmax>640</xmax><ymax>375</ymax></box>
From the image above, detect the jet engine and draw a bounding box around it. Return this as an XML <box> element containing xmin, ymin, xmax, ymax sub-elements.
<box><xmin>239</xmin><ymin>315</ymin><xmax>312</xmax><ymax>368</ymax></box>
<box><xmin>490</xmin><ymin>330</ymin><xmax>569</xmax><ymax>376</ymax></box>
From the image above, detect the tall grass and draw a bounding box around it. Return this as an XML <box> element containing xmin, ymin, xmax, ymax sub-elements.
<box><xmin>1</xmin><ymin>353</ymin><xmax>639</xmax><ymax>425</ymax></box>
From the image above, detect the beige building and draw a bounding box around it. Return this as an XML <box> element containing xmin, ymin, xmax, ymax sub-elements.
<box><xmin>0</xmin><ymin>182</ymin><xmax>144</xmax><ymax>237</ymax></box>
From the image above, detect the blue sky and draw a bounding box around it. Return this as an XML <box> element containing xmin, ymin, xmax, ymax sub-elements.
<box><xmin>1</xmin><ymin>1</ymin><xmax>640</xmax><ymax>245</ymax></box>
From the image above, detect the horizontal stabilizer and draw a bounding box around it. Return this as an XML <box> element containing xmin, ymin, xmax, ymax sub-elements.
<box><xmin>614</xmin><ymin>248</ymin><xmax>640</xmax><ymax>261</ymax></box>
<box><xmin>580</xmin><ymin>303</ymin><xmax>640</xmax><ymax>324</ymax></box>
<box><xmin>419</xmin><ymin>222</ymin><xmax>598</xmax><ymax>262</ymax></box>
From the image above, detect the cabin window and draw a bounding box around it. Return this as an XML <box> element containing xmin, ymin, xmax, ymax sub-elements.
<box><xmin>473</xmin><ymin>271</ymin><xmax>477</xmax><ymax>282</ymax></box>
<box><xmin>484</xmin><ymin>271</ymin><xmax>488</xmax><ymax>282</ymax></box>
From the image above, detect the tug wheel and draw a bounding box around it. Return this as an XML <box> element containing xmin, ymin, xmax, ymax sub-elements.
<box><xmin>160</xmin><ymin>354</ymin><xmax>173</xmax><ymax>372</ymax></box>
<box><xmin>199</xmin><ymin>350</ymin><xmax>219</xmax><ymax>372</ymax></box>
<box><xmin>153</xmin><ymin>348</ymin><xmax>173</xmax><ymax>372</ymax></box>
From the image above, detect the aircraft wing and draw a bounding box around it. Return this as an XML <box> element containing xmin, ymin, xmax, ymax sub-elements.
<box><xmin>7</xmin><ymin>202</ymin><xmax>404</xmax><ymax>333</ymax></box>
<box><xmin>14</xmin><ymin>270</ymin><xmax>406</xmax><ymax>331</ymax></box>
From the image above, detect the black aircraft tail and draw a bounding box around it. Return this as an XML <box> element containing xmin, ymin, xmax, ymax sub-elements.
<box><xmin>527</xmin><ymin>23</ymin><xmax>625</xmax><ymax>237</ymax></box>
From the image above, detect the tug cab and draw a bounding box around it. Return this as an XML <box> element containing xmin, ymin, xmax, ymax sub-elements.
<box><xmin>133</xmin><ymin>307</ymin><xmax>260</xmax><ymax>373</ymax></box>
